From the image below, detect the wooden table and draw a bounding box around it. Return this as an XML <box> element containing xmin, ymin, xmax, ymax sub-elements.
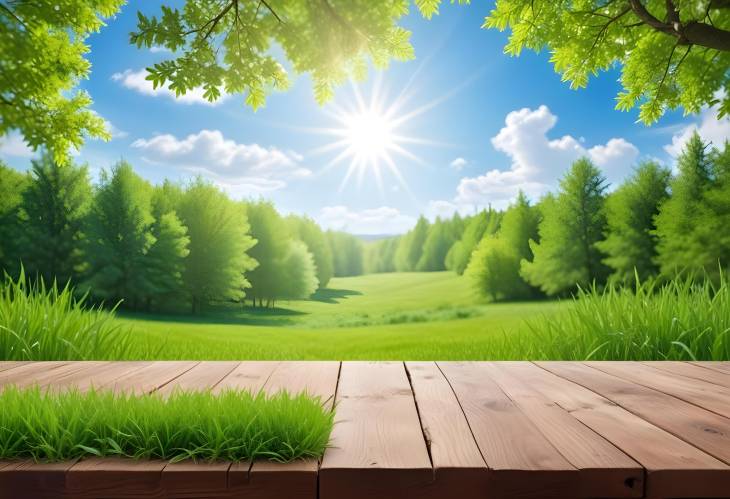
<box><xmin>1</xmin><ymin>361</ymin><xmax>729</xmax><ymax>499</ymax></box>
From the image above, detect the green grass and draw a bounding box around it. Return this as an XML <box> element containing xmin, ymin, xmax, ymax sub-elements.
<box><xmin>117</xmin><ymin>272</ymin><xmax>566</xmax><ymax>359</ymax></box>
<box><xmin>0</xmin><ymin>386</ymin><xmax>333</xmax><ymax>462</ymax></box>
<box><xmin>0</xmin><ymin>272</ymin><xmax>132</xmax><ymax>360</ymax></box>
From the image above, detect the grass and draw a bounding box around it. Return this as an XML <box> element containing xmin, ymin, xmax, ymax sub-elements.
<box><xmin>0</xmin><ymin>272</ymin><xmax>132</xmax><ymax>360</ymax></box>
<box><xmin>2</xmin><ymin>270</ymin><xmax>728</xmax><ymax>361</ymax></box>
<box><xmin>0</xmin><ymin>386</ymin><xmax>334</xmax><ymax>462</ymax></box>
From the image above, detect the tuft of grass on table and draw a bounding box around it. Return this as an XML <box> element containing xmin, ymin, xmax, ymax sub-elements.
<box><xmin>0</xmin><ymin>386</ymin><xmax>334</xmax><ymax>463</ymax></box>
<box><xmin>0</xmin><ymin>271</ymin><xmax>132</xmax><ymax>360</ymax></box>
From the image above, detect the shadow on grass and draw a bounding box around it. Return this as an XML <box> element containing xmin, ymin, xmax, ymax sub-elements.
<box><xmin>309</xmin><ymin>288</ymin><xmax>362</xmax><ymax>304</ymax></box>
<box><xmin>118</xmin><ymin>304</ymin><xmax>307</xmax><ymax>327</ymax></box>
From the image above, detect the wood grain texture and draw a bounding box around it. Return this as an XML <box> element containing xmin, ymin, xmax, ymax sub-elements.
<box><xmin>65</xmin><ymin>457</ymin><xmax>167</xmax><ymax>498</ymax></box>
<box><xmin>483</xmin><ymin>362</ymin><xmax>642</xmax><ymax>498</ymax></box>
<box><xmin>438</xmin><ymin>362</ymin><xmax>577</xmax><ymax>498</ymax></box>
<box><xmin>97</xmin><ymin>360</ymin><xmax>199</xmax><ymax>394</ymax></box>
<box><xmin>644</xmin><ymin>361</ymin><xmax>730</xmax><ymax>388</ymax></box>
<box><xmin>0</xmin><ymin>460</ymin><xmax>77</xmax><ymax>499</ymax></box>
<box><xmin>0</xmin><ymin>361</ymin><xmax>30</xmax><ymax>374</ymax></box>
<box><xmin>0</xmin><ymin>361</ymin><xmax>69</xmax><ymax>387</ymax></box>
<box><xmin>691</xmin><ymin>361</ymin><xmax>730</xmax><ymax>374</ymax></box>
<box><xmin>538</xmin><ymin>362</ymin><xmax>730</xmax><ymax>466</ymax></box>
<box><xmin>320</xmin><ymin>361</ymin><xmax>433</xmax><ymax>499</ymax></box>
<box><xmin>587</xmin><ymin>361</ymin><xmax>730</xmax><ymax>418</ymax></box>
<box><xmin>405</xmin><ymin>361</ymin><xmax>489</xmax><ymax>499</ymax></box>
<box><xmin>156</xmin><ymin>361</ymin><xmax>239</xmax><ymax>395</ymax></box>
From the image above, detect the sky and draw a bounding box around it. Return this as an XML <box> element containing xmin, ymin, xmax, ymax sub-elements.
<box><xmin>1</xmin><ymin>1</ymin><xmax>729</xmax><ymax>235</ymax></box>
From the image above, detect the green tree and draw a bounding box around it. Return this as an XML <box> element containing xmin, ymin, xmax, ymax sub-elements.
<box><xmin>465</xmin><ymin>192</ymin><xmax>539</xmax><ymax>300</ymax></box>
<box><xmin>416</xmin><ymin>219</ymin><xmax>456</xmax><ymax>271</ymax></box>
<box><xmin>21</xmin><ymin>154</ymin><xmax>92</xmax><ymax>285</ymax></box>
<box><xmin>144</xmin><ymin>187</ymin><xmax>190</xmax><ymax>309</ymax></box>
<box><xmin>395</xmin><ymin>216</ymin><xmax>429</xmax><ymax>271</ymax></box>
<box><xmin>445</xmin><ymin>209</ymin><xmax>501</xmax><ymax>275</ymax></box>
<box><xmin>84</xmin><ymin>162</ymin><xmax>155</xmax><ymax>308</ymax></box>
<box><xmin>0</xmin><ymin>1</ymin><xmax>121</xmax><ymax>162</ymax></box>
<box><xmin>244</xmin><ymin>200</ymin><xmax>290</xmax><ymax>306</ymax></box>
<box><xmin>597</xmin><ymin>161</ymin><xmax>671</xmax><ymax>283</ymax></box>
<box><xmin>521</xmin><ymin>158</ymin><xmax>609</xmax><ymax>295</ymax></box>
<box><xmin>656</xmin><ymin>133</ymin><xmax>729</xmax><ymax>277</ymax></box>
<box><xmin>485</xmin><ymin>0</ymin><xmax>730</xmax><ymax>123</ymax></box>
<box><xmin>700</xmin><ymin>141</ymin><xmax>730</xmax><ymax>277</ymax></box>
<box><xmin>176</xmin><ymin>179</ymin><xmax>256</xmax><ymax>313</ymax></box>
<box><xmin>365</xmin><ymin>236</ymin><xmax>399</xmax><ymax>273</ymax></box>
<box><xmin>280</xmin><ymin>240</ymin><xmax>319</xmax><ymax>300</ymax></box>
<box><xmin>287</xmin><ymin>215</ymin><xmax>334</xmax><ymax>289</ymax></box>
<box><xmin>327</xmin><ymin>231</ymin><xmax>364</xmax><ymax>277</ymax></box>
<box><xmin>0</xmin><ymin>163</ymin><xmax>27</xmax><ymax>277</ymax></box>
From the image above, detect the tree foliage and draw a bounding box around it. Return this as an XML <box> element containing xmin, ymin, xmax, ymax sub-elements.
<box><xmin>445</xmin><ymin>209</ymin><xmax>501</xmax><ymax>275</ymax></box>
<box><xmin>327</xmin><ymin>231</ymin><xmax>364</xmax><ymax>277</ymax></box>
<box><xmin>244</xmin><ymin>200</ymin><xmax>290</xmax><ymax>305</ymax></box>
<box><xmin>176</xmin><ymin>179</ymin><xmax>256</xmax><ymax>313</ymax></box>
<box><xmin>485</xmin><ymin>0</ymin><xmax>730</xmax><ymax>123</ymax></box>
<box><xmin>0</xmin><ymin>162</ymin><xmax>27</xmax><ymax>276</ymax></box>
<box><xmin>596</xmin><ymin>161</ymin><xmax>670</xmax><ymax>283</ymax></box>
<box><xmin>0</xmin><ymin>0</ymin><xmax>121</xmax><ymax>163</ymax></box>
<box><xmin>83</xmin><ymin>162</ymin><xmax>155</xmax><ymax>308</ymax></box>
<box><xmin>20</xmin><ymin>154</ymin><xmax>92</xmax><ymax>286</ymax></box>
<box><xmin>466</xmin><ymin>192</ymin><xmax>539</xmax><ymax>300</ymax></box>
<box><xmin>280</xmin><ymin>240</ymin><xmax>319</xmax><ymax>300</ymax></box>
<box><xmin>655</xmin><ymin>133</ymin><xmax>729</xmax><ymax>278</ymax></box>
<box><xmin>287</xmin><ymin>215</ymin><xmax>333</xmax><ymax>289</ymax></box>
<box><xmin>521</xmin><ymin>158</ymin><xmax>608</xmax><ymax>295</ymax></box>
<box><xmin>395</xmin><ymin>216</ymin><xmax>429</xmax><ymax>271</ymax></box>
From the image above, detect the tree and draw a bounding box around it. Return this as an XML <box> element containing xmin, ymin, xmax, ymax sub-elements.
<box><xmin>699</xmin><ymin>141</ymin><xmax>730</xmax><ymax>277</ymax></box>
<box><xmin>485</xmin><ymin>0</ymin><xmax>730</xmax><ymax>123</ymax></box>
<box><xmin>144</xmin><ymin>187</ymin><xmax>190</xmax><ymax>309</ymax></box>
<box><xmin>327</xmin><ymin>231</ymin><xmax>364</xmax><ymax>277</ymax></box>
<box><xmin>365</xmin><ymin>236</ymin><xmax>399</xmax><ymax>273</ymax></box>
<box><xmin>521</xmin><ymin>158</ymin><xmax>609</xmax><ymax>295</ymax></box>
<box><xmin>244</xmin><ymin>200</ymin><xmax>290</xmax><ymax>306</ymax></box>
<box><xmin>416</xmin><ymin>219</ymin><xmax>456</xmax><ymax>271</ymax></box>
<box><xmin>287</xmin><ymin>215</ymin><xmax>334</xmax><ymax>288</ymax></box>
<box><xmin>280</xmin><ymin>240</ymin><xmax>319</xmax><ymax>300</ymax></box>
<box><xmin>597</xmin><ymin>161</ymin><xmax>671</xmax><ymax>283</ymax></box>
<box><xmin>0</xmin><ymin>163</ymin><xmax>27</xmax><ymax>277</ymax></box>
<box><xmin>445</xmin><ymin>209</ymin><xmax>501</xmax><ymax>275</ymax></box>
<box><xmin>465</xmin><ymin>192</ymin><xmax>540</xmax><ymax>300</ymax></box>
<box><xmin>176</xmin><ymin>178</ymin><xmax>256</xmax><ymax>313</ymax></box>
<box><xmin>394</xmin><ymin>216</ymin><xmax>429</xmax><ymax>271</ymax></box>
<box><xmin>655</xmin><ymin>133</ymin><xmax>728</xmax><ymax>277</ymax></box>
<box><xmin>84</xmin><ymin>162</ymin><xmax>155</xmax><ymax>308</ymax></box>
<box><xmin>20</xmin><ymin>154</ymin><xmax>92</xmax><ymax>285</ymax></box>
<box><xmin>0</xmin><ymin>1</ymin><xmax>120</xmax><ymax>162</ymax></box>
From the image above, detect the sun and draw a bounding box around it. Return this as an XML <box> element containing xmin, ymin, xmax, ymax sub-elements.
<box><xmin>343</xmin><ymin>109</ymin><xmax>395</xmax><ymax>160</ymax></box>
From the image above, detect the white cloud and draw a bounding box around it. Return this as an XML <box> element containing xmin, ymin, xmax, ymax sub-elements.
<box><xmin>132</xmin><ymin>129</ymin><xmax>310</xmax><ymax>194</ymax></box>
<box><xmin>455</xmin><ymin>105</ymin><xmax>639</xmax><ymax>208</ymax></box>
<box><xmin>112</xmin><ymin>69</ymin><xmax>230</xmax><ymax>106</ymax></box>
<box><xmin>450</xmin><ymin>157</ymin><xmax>467</xmax><ymax>171</ymax></box>
<box><xmin>318</xmin><ymin>206</ymin><xmax>416</xmax><ymax>235</ymax></box>
<box><xmin>149</xmin><ymin>46</ymin><xmax>171</xmax><ymax>53</ymax></box>
<box><xmin>0</xmin><ymin>131</ymin><xmax>35</xmax><ymax>158</ymax></box>
<box><xmin>664</xmin><ymin>103</ymin><xmax>730</xmax><ymax>157</ymax></box>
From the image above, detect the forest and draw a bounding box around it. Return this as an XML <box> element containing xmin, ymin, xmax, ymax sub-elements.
<box><xmin>1</xmin><ymin>131</ymin><xmax>727</xmax><ymax>315</ymax></box>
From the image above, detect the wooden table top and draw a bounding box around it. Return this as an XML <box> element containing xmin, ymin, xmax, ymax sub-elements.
<box><xmin>1</xmin><ymin>360</ymin><xmax>729</xmax><ymax>499</ymax></box>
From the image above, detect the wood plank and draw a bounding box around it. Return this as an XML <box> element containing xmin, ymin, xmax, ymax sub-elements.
<box><xmin>157</xmin><ymin>361</ymin><xmax>240</xmax><ymax>395</ymax></box>
<box><xmin>243</xmin><ymin>362</ymin><xmax>340</xmax><ymax>499</ymax></box>
<box><xmin>65</xmin><ymin>457</ymin><xmax>167</xmax><ymax>498</ymax></box>
<box><xmin>538</xmin><ymin>362</ymin><xmax>730</xmax><ymax>466</ymax></box>
<box><xmin>483</xmin><ymin>362</ymin><xmax>642</xmax><ymax>498</ymax></box>
<box><xmin>0</xmin><ymin>460</ymin><xmax>77</xmax><ymax>499</ymax></box>
<box><xmin>0</xmin><ymin>361</ymin><xmax>69</xmax><ymax>387</ymax></box>
<box><xmin>0</xmin><ymin>361</ymin><xmax>30</xmax><ymax>374</ymax></box>
<box><xmin>54</xmin><ymin>361</ymin><xmax>150</xmax><ymax>392</ymax></box>
<box><xmin>405</xmin><ymin>362</ymin><xmax>489</xmax><ymax>499</ymax></box>
<box><xmin>644</xmin><ymin>361</ymin><xmax>730</xmax><ymax>389</ymax></box>
<box><xmin>438</xmin><ymin>362</ymin><xmax>577</xmax><ymax>498</ymax></box>
<box><xmin>97</xmin><ymin>361</ymin><xmax>198</xmax><ymax>394</ymax></box>
<box><xmin>15</xmin><ymin>361</ymin><xmax>108</xmax><ymax>389</ymax></box>
<box><xmin>587</xmin><ymin>361</ymin><xmax>730</xmax><ymax>418</ymax></box>
<box><xmin>519</xmin><ymin>362</ymin><xmax>730</xmax><ymax>499</ymax></box>
<box><xmin>691</xmin><ymin>361</ymin><xmax>730</xmax><ymax>375</ymax></box>
<box><xmin>212</xmin><ymin>360</ymin><xmax>280</xmax><ymax>393</ymax></box>
<box><xmin>319</xmin><ymin>361</ymin><xmax>433</xmax><ymax>499</ymax></box>
<box><xmin>159</xmin><ymin>361</ymin><xmax>240</xmax><ymax>498</ymax></box>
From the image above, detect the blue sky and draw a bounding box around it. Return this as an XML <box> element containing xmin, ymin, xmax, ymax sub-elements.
<box><xmin>1</xmin><ymin>1</ymin><xmax>728</xmax><ymax>234</ymax></box>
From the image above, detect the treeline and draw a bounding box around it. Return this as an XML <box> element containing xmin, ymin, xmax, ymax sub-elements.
<box><xmin>0</xmin><ymin>158</ymin><xmax>365</xmax><ymax>313</ymax></box>
<box><xmin>365</xmin><ymin>132</ymin><xmax>730</xmax><ymax>300</ymax></box>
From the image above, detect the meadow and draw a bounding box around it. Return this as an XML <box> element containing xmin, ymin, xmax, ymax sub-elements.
<box><xmin>117</xmin><ymin>272</ymin><xmax>568</xmax><ymax>360</ymax></box>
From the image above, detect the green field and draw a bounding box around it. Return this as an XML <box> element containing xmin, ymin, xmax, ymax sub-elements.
<box><xmin>118</xmin><ymin>272</ymin><xmax>568</xmax><ymax>359</ymax></box>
